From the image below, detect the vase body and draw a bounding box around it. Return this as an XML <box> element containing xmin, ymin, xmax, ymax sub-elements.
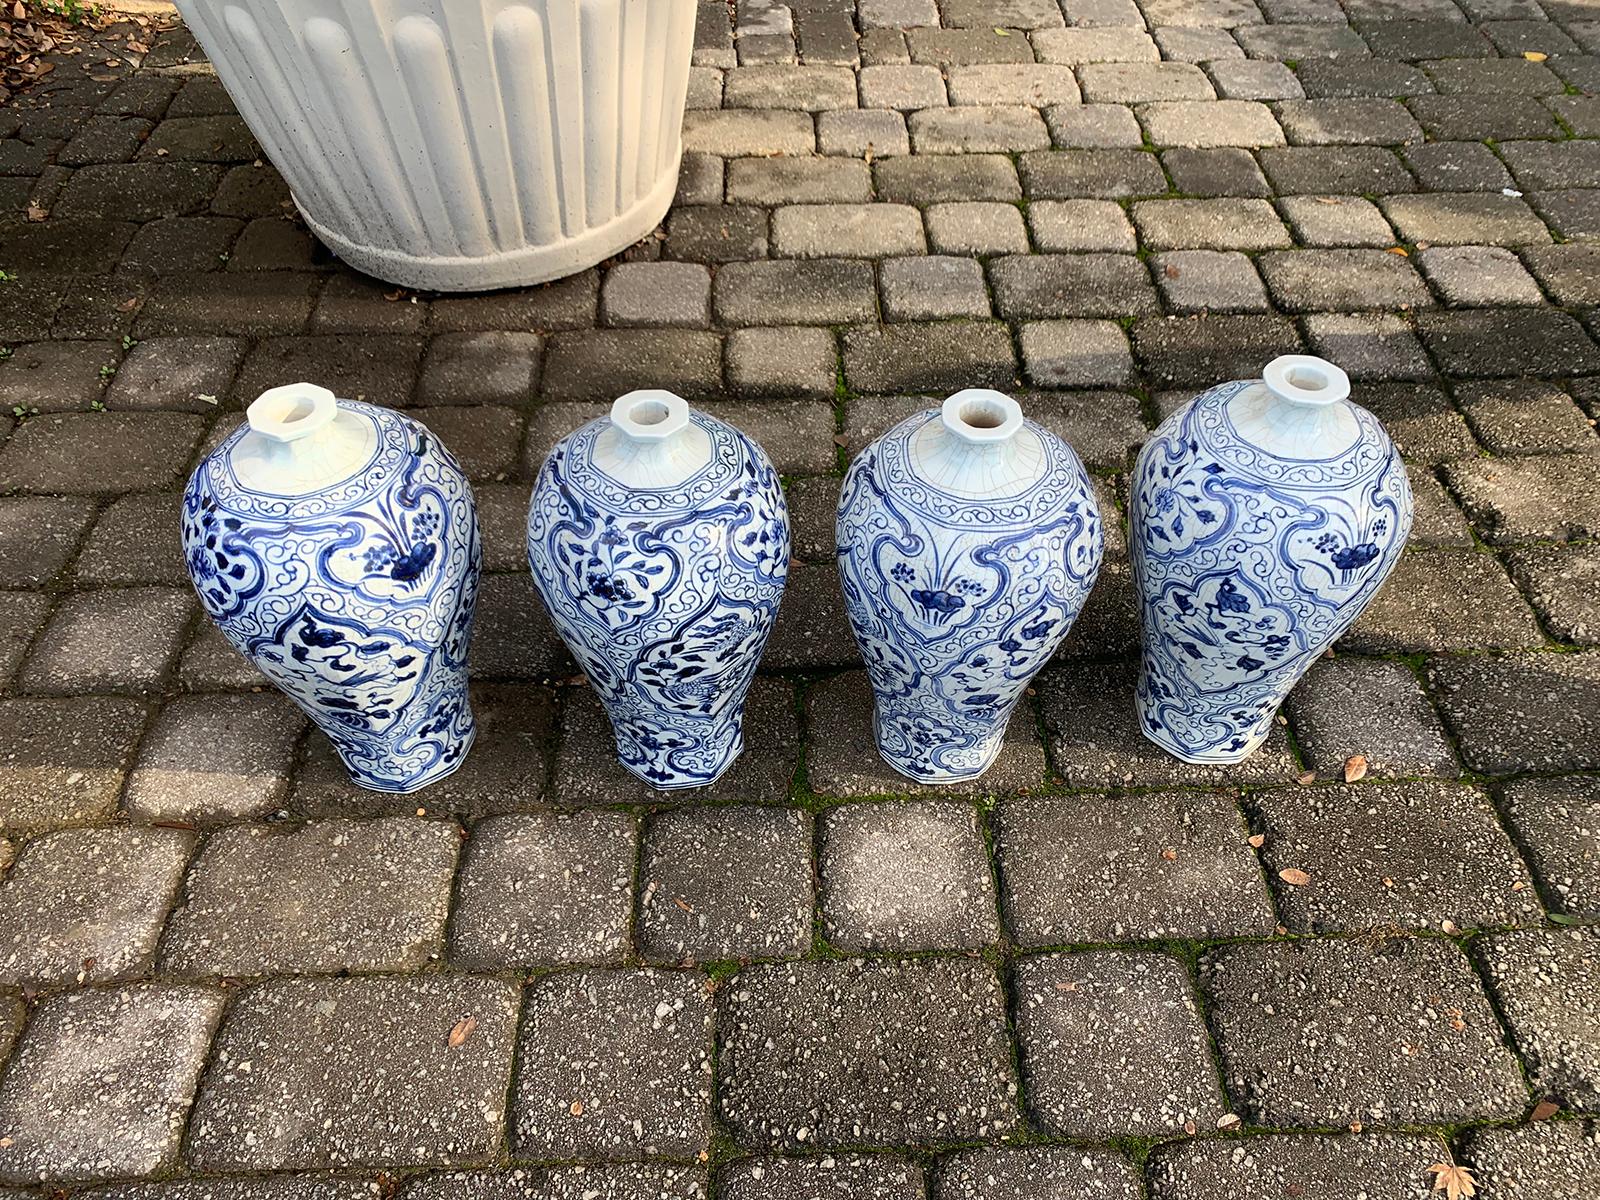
<box><xmin>182</xmin><ymin>384</ymin><xmax>481</xmax><ymax>792</ymax></box>
<box><xmin>1130</xmin><ymin>355</ymin><xmax>1412</xmax><ymax>764</ymax></box>
<box><xmin>174</xmin><ymin>0</ymin><xmax>697</xmax><ymax>291</ymax></box>
<box><xmin>526</xmin><ymin>392</ymin><xmax>789</xmax><ymax>789</ymax></box>
<box><xmin>836</xmin><ymin>391</ymin><xmax>1104</xmax><ymax>783</ymax></box>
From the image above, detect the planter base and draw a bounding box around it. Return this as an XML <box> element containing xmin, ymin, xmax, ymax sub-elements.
<box><xmin>299</xmin><ymin>153</ymin><xmax>682</xmax><ymax>293</ymax></box>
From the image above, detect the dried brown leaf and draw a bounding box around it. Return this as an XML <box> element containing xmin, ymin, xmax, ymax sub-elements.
<box><xmin>1297</xmin><ymin>770</ymin><xmax>1317</xmax><ymax>786</ymax></box>
<box><xmin>1531</xmin><ymin>1099</ymin><xmax>1560</xmax><ymax>1120</ymax></box>
<box><xmin>1428</xmin><ymin>1162</ymin><xmax>1476</xmax><ymax>1200</ymax></box>
<box><xmin>1248</xmin><ymin>833</ymin><xmax>1265</xmax><ymax>849</ymax></box>
<box><xmin>1344</xmin><ymin>754</ymin><xmax>1368</xmax><ymax>783</ymax></box>
<box><xmin>447</xmin><ymin>1015</ymin><xmax>476</xmax><ymax>1047</ymax></box>
<box><xmin>1279</xmin><ymin>867</ymin><xmax>1312</xmax><ymax>886</ymax></box>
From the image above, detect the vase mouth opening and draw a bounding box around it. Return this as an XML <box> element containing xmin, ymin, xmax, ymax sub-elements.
<box><xmin>611</xmin><ymin>389</ymin><xmax>690</xmax><ymax>443</ymax></box>
<box><xmin>942</xmin><ymin>389</ymin><xmax>1024</xmax><ymax>444</ymax></box>
<box><xmin>1263</xmin><ymin>355</ymin><xmax>1350</xmax><ymax>409</ymax></box>
<box><xmin>247</xmin><ymin>382</ymin><xmax>339</xmax><ymax>443</ymax></box>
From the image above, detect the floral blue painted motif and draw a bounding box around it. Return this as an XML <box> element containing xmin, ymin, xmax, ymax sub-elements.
<box><xmin>526</xmin><ymin>392</ymin><xmax>789</xmax><ymax>789</ymax></box>
<box><xmin>1130</xmin><ymin>356</ymin><xmax>1412</xmax><ymax>763</ymax></box>
<box><xmin>837</xmin><ymin>391</ymin><xmax>1103</xmax><ymax>783</ymax></box>
<box><xmin>182</xmin><ymin>385</ymin><xmax>481</xmax><ymax>792</ymax></box>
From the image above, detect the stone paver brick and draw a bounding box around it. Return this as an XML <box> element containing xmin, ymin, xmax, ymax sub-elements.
<box><xmin>1133</xmin><ymin>313</ymin><xmax>1304</xmax><ymax>387</ymax></box>
<box><xmin>1305</xmin><ymin>313</ymin><xmax>1433</xmax><ymax>381</ymax></box>
<box><xmin>860</xmin><ymin>64</ymin><xmax>947</xmax><ymax>110</ymax></box>
<box><xmin>232</xmin><ymin>335</ymin><xmax>422</xmax><ymax>409</ymax></box>
<box><xmin>1287</xmin><ymin>656</ymin><xmax>1456</xmax><ymax>778</ymax></box>
<box><xmin>725</xmin><ymin>326</ymin><xmax>837</xmax><ymax>398</ymax></box>
<box><xmin>1209</xmin><ymin>59</ymin><xmax>1304</xmax><ymax>100</ymax></box>
<box><xmin>1344</xmin><ymin>551</ymin><xmax>1543</xmax><ymax>653</ymax></box>
<box><xmin>189</xmin><ymin>975</ymin><xmax>519</xmax><ymax>1170</ymax></box>
<box><xmin>416</xmin><ymin>332</ymin><xmax>542</xmax><ymax>407</ymax></box>
<box><xmin>1476</xmin><ymin>930</ymin><xmax>1600</xmax><ymax>1110</ymax></box>
<box><xmin>1020</xmin><ymin>320</ymin><xmax>1134</xmax><ymax>387</ymax></box>
<box><xmin>134</xmin><ymin>273</ymin><xmax>320</xmax><ymax>337</ymax></box>
<box><xmin>0</xmin><ymin>985</ymin><xmax>224</xmax><ymax>1184</ymax></box>
<box><xmin>1506</xmin><ymin>545</ymin><xmax>1600</xmax><ymax>645</ymax></box>
<box><xmin>1522</xmin><ymin>244</ymin><xmax>1600</xmax><ymax>307</ymax></box>
<box><xmin>934</xmin><ymin>1148</ymin><xmax>1140</xmax><ymax>1200</ymax></box>
<box><xmin>0</xmin><ymin>594</ymin><xmax>48</xmax><ymax>688</ymax></box>
<box><xmin>639</xmin><ymin>806</ymin><xmax>812</xmax><ymax>964</ymax></box>
<box><xmin>550</xmin><ymin>678</ymin><xmax>798</xmax><ymax>805</ymax></box>
<box><xmin>722</xmin><ymin>65</ymin><xmax>856</xmax><ymax>110</ymax></box>
<box><xmin>1027</xmin><ymin>200</ymin><xmax>1137</xmax><ymax>252</ymax></box>
<box><xmin>541</xmin><ymin>330</ymin><xmax>722</xmax><ymax>401</ymax></box>
<box><xmin>714</xmin><ymin>259</ymin><xmax>878</xmax><ymax>326</ymax></box>
<box><xmin>1457</xmin><ymin>381</ymin><xmax>1599</xmax><ymax>456</ymax></box>
<box><xmin>160</xmin><ymin>818</ymin><xmax>460</xmax><ymax>977</ymax></box>
<box><xmin>908</xmin><ymin>106</ymin><xmax>1053</xmax><ymax>153</ymax></box>
<box><xmin>681</xmin><ymin>110</ymin><xmax>815</xmax><ymax>156</ymax></box>
<box><xmin>1527</xmin><ymin>189</ymin><xmax>1600</xmax><ymax>243</ymax></box>
<box><xmin>665</xmin><ymin>206</ymin><xmax>768</xmax><ymax>263</ymax></box>
<box><xmin>1015</xmin><ymin>951</ymin><xmax>1227</xmax><ymax>1138</ymax></box>
<box><xmin>946</xmin><ymin>65</ymin><xmax>1080</xmax><ymax>107</ymax></box>
<box><xmin>0</xmin><ymin>825</ymin><xmax>192</xmax><ymax>987</ymax></box>
<box><xmin>1382</xmin><ymin>192</ymin><xmax>1551</xmax><ymax>247</ymax></box>
<box><xmin>820</xmin><ymin>801</ymin><xmax>998</xmax><ymax>953</ymax></box>
<box><xmin>512</xmin><ymin>969</ymin><xmax>712</xmax><ymax>1160</ymax></box>
<box><xmin>1420</xmin><ymin>310</ymin><xmax>1600</xmax><ymax>380</ymax></box>
<box><xmin>1032</xmin><ymin>29</ymin><xmax>1160</xmax><ymax>64</ymax></box>
<box><xmin>1154</xmin><ymin>27</ymin><xmax>1245</xmax><ymax>63</ymax></box>
<box><xmin>1044</xmin><ymin>102</ymin><xmax>1145</xmax><ymax>148</ymax></box>
<box><xmin>1465</xmin><ymin>1122</ymin><xmax>1600</xmax><ymax>1200</ymax></box>
<box><xmin>725</xmin><ymin>158</ymin><xmax>874</xmax><ymax>205</ymax></box>
<box><xmin>1446</xmin><ymin>457</ymin><xmax>1600</xmax><ymax>547</ymax></box>
<box><xmin>74</xmin><ymin>495</ymin><xmax>186</xmax><ymax>586</ymax></box>
<box><xmin>925</xmin><ymin>200</ymin><xmax>1029</xmax><ymax>255</ymax></box>
<box><xmin>1429</xmin><ymin>652</ymin><xmax>1600</xmax><ymax>775</ymax></box>
<box><xmin>1019</xmin><ymin>148</ymin><xmax>1168</xmax><ymax>199</ymax></box>
<box><xmin>1133</xmin><ymin>199</ymin><xmax>1292</xmax><ymax>251</ymax></box>
<box><xmin>879</xmin><ymin>255</ymin><xmax>991</xmax><ymax>320</ymax></box>
<box><xmin>876</xmin><ymin>154</ymin><xmax>1023</xmax><ymax>203</ymax></box>
<box><xmin>0</xmin><ymin>698</ymin><xmax>148</xmax><ymax>836</ymax></box>
<box><xmin>0</xmin><ymin>497</ymin><xmax>95</xmax><ymax>588</ymax></box>
<box><xmin>20</xmin><ymin>586</ymin><xmax>194</xmax><ymax>697</ymax></box>
<box><xmin>996</xmin><ymin>791</ymin><xmax>1275</xmax><ymax>944</ymax></box>
<box><xmin>449</xmin><ymin>812</ymin><xmax>633</xmax><ymax>969</ymax></box>
<box><xmin>906</xmin><ymin>28</ymin><xmax>1038</xmax><ymax>65</ymax></box>
<box><xmin>1148</xmin><ymin>1133</ymin><xmax>1445</xmax><ymax>1200</ymax></box>
<box><xmin>842</xmin><ymin>321</ymin><xmax>1017</xmax><ymax>393</ymax></box>
<box><xmin>1259</xmin><ymin>248</ymin><xmax>1432</xmax><ymax>312</ymax></box>
<box><xmin>1277</xmin><ymin>195</ymin><xmax>1395</xmax><ymax>248</ymax></box>
<box><xmin>1404</xmin><ymin>140</ymin><xmax>1513</xmax><ymax>193</ymax></box>
<box><xmin>0</xmin><ymin>341</ymin><xmax>117</xmax><ymax>412</ymax></box>
<box><xmin>123</xmin><ymin>692</ymin><xmax>304</xmax><ymax>823</ymax></box>
<box><xmin>819</xmin><ymin>110</ymin><xmax>911</xmax><ymax>156</ymax></box>
<box><xmin>1276</xmin><ymin>98</ymin><xmax>1423</xmax><ymax>145</ymax></box>
<box><xmin>1153</xmin><ymin>250</ymin><xmax>1270</xmax><ymax>312</ymax></box>
<box><xmin>1079</xmin><ymin>62</ymin><xmax>1216</xmax><ymax>102</ymax></box>
<box><xmin>990</xmin><ymin>253</ymin><xmax>1157</xmax><ymax>319</ymax></box>
<box><xmin>600</xmin><ymin>262</ymin><xmax>711</xmax><ymax>329</ymax></box>
<box><xmin>721</xmin><ymin>1155</ymin><xmax>923</xmax><ymax>1200</ymax></box>
<box><xmin>717</xmin><ymin>957</ymin><xmax>1017</xmax><ymax>1148</ymax></box>
<box><xmin>1139</xmin><ymin>99</ymin><xmax>1286</xmax><ymax>147</ymax></box>
<box><xmin>1255</xmin><ymin>780</ymin><xmax>1540</xmax><ymax>933</ymax></box>
<box><xmin>805</xmin><ymin>670</ymin><xmax>1047</xmax><ymax>798</ymax></box>
<box><xmin>0</xmin><ymin>412</ymin><xmax>206</xmax><ymax>494</ymax></box>
<box><xmin>1419</xmin><ymin>244</ymin><xmax>1545</xmax><ymax>307</ymax></box>
<box><xmin>1202</xmin><ymin>938</ymin><xmax>1528</xmax><ymax>1128</ymax></box>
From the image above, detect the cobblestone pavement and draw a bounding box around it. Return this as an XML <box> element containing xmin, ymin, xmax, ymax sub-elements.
<box><xmin>1</xmin><ymin>0</ymin><xmax>1600</xmax><ymax>1196</ymax></box>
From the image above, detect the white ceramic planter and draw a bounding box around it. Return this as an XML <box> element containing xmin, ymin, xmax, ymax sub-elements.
<box><xmin>175</xmin><ymin>0</ymin><xmax>697</xmax><ymax>290</ymax></box>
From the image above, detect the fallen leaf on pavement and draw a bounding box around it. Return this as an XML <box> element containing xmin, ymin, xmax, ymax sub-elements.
<box><xmin>1279</xmin><ymin>867</ymin><xmax>1312</xmax><ymax>886</ymax></box>
<box><xmin>447</xmin><ymin>1015</ymin><xmax>476</xmax><ymax>1047</ymax></box>
<box><xmin>1531</xmin><ymin>1099</ymin><xmax>1560</xmax><ymax>1120</ymax></box>
<box><xmin>1428</xmin><ymin>1161</ymin><xmax>1476</xmax><ymax>1200</ymax></box>
<box><xmin>1344</xmin><ymin>754</ymin><xmax>1368</xmax><ymax>783</ymax></box>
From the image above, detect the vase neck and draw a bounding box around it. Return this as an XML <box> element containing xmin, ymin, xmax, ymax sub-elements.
<box><xmin>1225</xmin><ymin>355</ymin><xmax>1361</xmax><ymax>460</ymax></box>
<box><xmin>591</xmin><ymin>390</ymin><xmax>712</xmax><ymax>489</ymax></box>
<box><xmin>230</xmin><ymin>383</ymin><xmax>377</xmax><ymax>495</ymax></box>
<box><xmin>909</xmin><ymin>390</ymin><xmax>1046</xmax><ymax>498</ymax></box>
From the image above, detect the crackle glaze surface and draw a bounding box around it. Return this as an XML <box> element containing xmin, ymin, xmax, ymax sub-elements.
<box><xmin>182</xmin><ymin>401</ymin><xmax>481</xmax><ymax>791</ymax></box>
<box><xmin>1131</xmin><ymin>379</ymin><xmax>1413</xmax><ymax>764</ymax></box>
<box><xmin>837</xmin><ymin>410</ymin><xmax>1103</xmax><ymax>783</ymax></box>
<box><xmin>526</xmin><ymin>411</ymin><xmax>789</xmax><ymax>789</ymax></box>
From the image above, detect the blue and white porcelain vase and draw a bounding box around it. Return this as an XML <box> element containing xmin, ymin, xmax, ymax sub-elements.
<box><xmin>182</xmin><ymin>383</ymin><xmax>481</xmax><ymax>792</ymax></box>
<box><xmin>1130</xmin><ymin>355</ymin><xmax>1412</xmax><ymax>764</ymax></box>
<box><xmin>836</xmin><ymin>390</ymin><xmax>1104</xmax><ymax>783</ymax></box>
<box><xmin>526</xmin><ymin>391</ymin><xmax>789</xmax><ymax>789</ymax></box>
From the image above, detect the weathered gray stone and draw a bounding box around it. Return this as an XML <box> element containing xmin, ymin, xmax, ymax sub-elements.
<box><xmin>925</xmin><ymin>201</ymin><xmax>1030</xmax><ymax>255</ymax></box>
<box><xmin>1139</xmin><ymin>99</ymin><xmax>1286</xmax><ymax>147</ymax></box>
<box><xmin>1419</xmin><ymin>245</ymin><xmax>1545</xmax><ymax>307</ymax></box>
<box><xmin>1015</xmin><ymin>951</ymin><xmax>1227</xmax><ymax>1138</ymax></box>
<box><xmin>0</xmin><ymin>497</ymin><xmax>95</xmax><ymax>588</ymax></box>
<box><xmin>1148</xmin><ymin>1133</ymin><xmax>1445</xmax><ymax>1200</ymax></box>
<box><xmin>772</xmin><ymin>203</ymin><xmax>925</xmax><ymax>258</ymax></box>
<box><xmin>1202</xmin><ymin>937</ymin><xmax>1529</xmax><ymax>1128</ymax></box>
<box><xmin>20</xmin><ymin>586</ymin><xmax>193</xmax><ymax>695</ymax></box>
<box><xmin>1277</xmin><ymin>195</ymin><xmax>1396</xmax><ymax>247</ymax></box>
<box><xmin>639</xmin><ymin>806</ymin><xmax>812</xmax><ymax>964</ymax></box>
<box><xmin>1343</xmin><ymin>551</ymin><xmax>1543</xmax><ymax>653</ymax></box>
<box><xmin>1020</xmin><ymin>320</ymin><xmax>1134</xmax><ymax>387</ymax></box>
<box><xmin>820</xmin><ymin>801</ymin><xmax>998</xmax><ymax>952</ymax></box>
<box><xmin>1134</xmin><ymin>199</ymin><xmax>1292</xmax><ymax>250</ymax></box>
<box><xmin>1044</xmin><ymin>102</ymin><xmax>1145</xmax><ymax>147</ymax></box>
<box><xmin>189</xmin><ymin>975</ymin><xmax>519</xmax><ymax>1170</ymax></box>
<box><xmin>124</xmin><ymin>692</ymin><xmax>305</xmax><ymax>822</ymax></box>
<box><xmin>717</xmin><ymin>957</ymin><xmax>1016</xmax><ymax>1148</ymax></box>
<box><xmin>1028</xmin><ymin>201</ymin><xmax>1138</xmax><ymax>253</ymax></box>
<box><xmin>512</xmin><ymin>969</ymin><xmax>712</xmax><ymax>1160</ymax></box>
<box><xmin>1259</xmin><ymin>248</ymin><xmax>1432</xmax><ymax>312</ymax></box>
<box><xmin>819</xmin><ymin>110</ymin><xmax>912</xmax><ymax>157</ymax></box>
<box><xmin>1506</xmin><ymin>545</ymin><xmax>1600</xmax><ymax>645</ymax></box>
<box><xmin>934</xmin><ymin>1148</ymin><xmax>1139</xmax><ymax>1200</ymax></box>
<box><xmin>681</xmin><ymin>110</ymin><xmax>815</xmax><ymax>156</ymax></box>
<box><xmin>1429</xmin><ymin>652</ymin><xmax>1600</xmax><ymax>775</ymax></box>
<box><xmin>0</xmin><ymin>412</ymin><xmax>206</xmax><ymax>495</ymax></box>
<box><xmin>1445</xmin><ymin>455</ymin><xmax>1600</xmax><ymax>545</ymax></box>
<box><xmin>1464</xmin><ymin>1120</ymin><xmax>1600</xmax><ymax>1198</ymax></box>
<box><xmin>0</xmin><ymin>985</ymin><xmax>224</xmax><ymax>1184</ymax></box>
<box><xmin>1255</xmin><ymin>780</ymin><xmax>1540</xmax><ymax>933</ymax></box>
<box><xmin>714</xmin><ymin>259</ymin><xmax>878</xmax><ymax>326</ymax></box>
<box><xmin>416</xmin><ymin>333</ymin><xmax>542</xmax><ymax>406</ymax></box>
<box><xmin>1476</xmin><ymin>930</ymin><xmax>1600</xmax><ymax>1110</ymax></box>
<box><xmin>990</xmin><ymin>253</ymin><xmax>1157</xmax><ymax>318</ymax></box>
<box><xmin>0</xmin><ymin>698</ymin><xmax>148</xmax><ymax>835</ymax></box>
<box><xmin>879</xmin><ymin>255</ymin><xmax>992</xmax><ymax>320</ymax></box>
<box><xmin>450</xmin><ymin>812</ymin><xmax>634</xmax><ymax>968</ymax></box>
<box><xmin>1152</xmin><ymin>250</ymin><xmax>1270</xmax><ymax>312</ymax></box>
<box><xmin>725</xmin><ymin>326</ymin><xmax>838</xmax><ymax>399</ymax></box>
<box><xmin>402</xmin><ymin>1166</ymin><xmax>706</xmax><ymax>1200</ymax></box>
<box><xmin>1457</xmin><ymin>380</ymin><xmax>1600</xmax><ymax>456</ymax></box>
<box><xmin>1382</xmin><ymin>192</ymin><xmax>1552</xmax><ymax>247</ymax></box>
<box><xmin>0</xmin><ymin>826</ymin><xmax>192</xmax><ymax>987</ymax></box>
<box><xmin>843</xmin><ymin>321</ymin><xmax>1018</xmax><ymax>393</ymax></box>
<box><xmin>720</xmin><ymin>1156</ymin><xmax>924</xmax><ymax>1200</ymax></box>
<box><xmin>996</xmin><ymin>791</ymin><xmax>1275</xmax><ymax>943</ymax></box>
<box><xmin>1287</xmin><ymin>656</ymin><xmax>1456</xmax><ymax>778</ymax></box>
<box><xmin>161</xmin><ymin>819</ymin><xmax>460</xmax><ymax>977</ymax></box>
